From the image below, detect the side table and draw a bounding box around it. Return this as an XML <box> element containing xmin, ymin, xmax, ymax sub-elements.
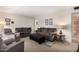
<box><xmin>58</xmin><ymin>34</ymin><xmax>65</xmax><ymax>42</ymax></box>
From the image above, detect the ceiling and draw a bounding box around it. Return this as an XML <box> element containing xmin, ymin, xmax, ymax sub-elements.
<box><xmin>0</xmin><ymin>6</ymin><xmax>73</xmax><ymax>17</ymax></box>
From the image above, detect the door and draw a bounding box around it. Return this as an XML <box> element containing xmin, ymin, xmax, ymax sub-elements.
<box><xmin>72</xmin><ymin>13</ymin><xmax>79</xmax><ymax>42</ymax></box>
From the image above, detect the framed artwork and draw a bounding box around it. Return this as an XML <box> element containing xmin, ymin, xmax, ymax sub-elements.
<box><xmin>36</xmin><ymin>21</ymin><xmax>38</xmax><ymax>25</ymax></box>
<box><xmin>5</xmin><ymin>18</ymin><xmax>11</xmax><ymax>22</ymax></box>
<box><xmin>45</xmin><ymin>18</ymin><xmax>53</xmax><ymax>26</ymax></box>
<box><xmin>49</xmin><ymin>18</ymin><xmax>53</xmax><ymax>25</ymax></box>
<box><xmin>5</xmin><ymin>18</ymin><xmax>11</xmax><ymax>25</ymax></box>
<box><xmin>45</xmin><ymin>19</ymin><xmax>48</xmax><ymax>25</ymax></box>
<box><xmin>6</xmin><ymin>22</ymin><xmax>10</xmax><ymax>25</ymax></box>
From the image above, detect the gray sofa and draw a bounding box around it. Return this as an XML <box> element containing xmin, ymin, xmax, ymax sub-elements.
<box><xmin>0</xmin><ymin>39</ymin><xmax>24</xmax><ymax>52</ymax></box>
<box><xmin>0</xmin><ymin>28</ymin><xmax>24</xmax><ymax>52</ymax></box>
<box><xmin>15</xmin><ymin>27</ymin><xmax>31</xmax><ymax>38</ymax></box>
<box><xmin>35</xmin><ymin>28</ymin><xmax>57</xmax><ymax>42</ymax></box>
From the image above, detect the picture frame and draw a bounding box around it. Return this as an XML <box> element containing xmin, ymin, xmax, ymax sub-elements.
<box><xmin>45</xmin><ymin>18</ymin><xmax>53</xmax><ymax>26</ymax></box>
<box><xmin>5</xmin><ymin>18</ymin><xmax>11</xmax><ymax>25</ymax></box>
<box><xmin>5</xmin><ymin>18</ymin><xmax>11</xmax><ymax>22</ymax></box>
<box><xmin>45</xmin><ymin>19</ymin><xmax>48</xmax><ymax>25</ymax></box>
<box><xmin>6</xmin><ymin>22</ymin><xmax>10</xmax><ymax>25</ymax></box>
<box><xmin>49</xmin><ymin>18</ymin><xmax>53</xmax><ymax>25</ymax></box>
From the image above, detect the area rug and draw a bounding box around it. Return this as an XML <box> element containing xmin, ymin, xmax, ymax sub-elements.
<box><xmin>43</xmin><ymin>41</ymin><xmax>55</xmax><ymax>47</ymax></box>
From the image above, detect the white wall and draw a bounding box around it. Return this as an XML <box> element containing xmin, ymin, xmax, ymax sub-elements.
<box><xmin>35</xmin><ymin>8</ymin><xmax>73</xmax><ymax>43</ymax></box>
<box><xmin>0</xmin><ymin>11</ymin><xmax>35</xmax><ymax>32</ymax></box>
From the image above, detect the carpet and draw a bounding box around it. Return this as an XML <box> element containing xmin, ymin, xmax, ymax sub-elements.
<box><xmin>43</xmin><ymin>41</ymin><xmax>55</xmax><ymax>47</ymax></box>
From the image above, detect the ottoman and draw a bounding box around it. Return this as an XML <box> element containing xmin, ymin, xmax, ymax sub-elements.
<box><xmin>30</xmin><ymin>33</ymin><xmax>45</xmax><ymax>44</ymax></box>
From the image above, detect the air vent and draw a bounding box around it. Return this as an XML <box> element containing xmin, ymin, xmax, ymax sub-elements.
<box><xmin>74</xmin><ymin>6</ymin><xmax>79</xmax><ymax>10</ymax></box>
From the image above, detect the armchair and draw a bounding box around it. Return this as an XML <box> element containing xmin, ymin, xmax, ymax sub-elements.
<box><xmin>0</xmin><ymin>38</ymin><xmax>24</xmax><ymax>52</ymax></box>
<box><xmin>0</xmin><ymin>28</ymin><xmax>23</xmax><ymax>52</ymax></box>
<box><xmin>2</xmin><ymin>28</ymin><xmax>20</xmax><ymax>45</ymax></box>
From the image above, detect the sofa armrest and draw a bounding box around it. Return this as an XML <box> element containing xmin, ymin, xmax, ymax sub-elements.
<box><xmin>15</xmin><ymin>32</ymin><xmax>20</xmax><ymax>37</ymax></box>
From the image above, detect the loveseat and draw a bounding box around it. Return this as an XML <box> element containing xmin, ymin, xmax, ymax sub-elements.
<box><xmin>15</xmin><ymin>27</ymin><xmax>31</xmax><ymax>38</ymax></box>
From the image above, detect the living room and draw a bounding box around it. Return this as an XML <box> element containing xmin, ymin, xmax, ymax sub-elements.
<box><xmin>24</xmin><ymin>6</ymin><xmax>78</xmax><ymax>52</ymax></box>
<box><xmin>0</xmin><ymin>6</ymin><xmax>79</xmax><ymax>52</ymax></box>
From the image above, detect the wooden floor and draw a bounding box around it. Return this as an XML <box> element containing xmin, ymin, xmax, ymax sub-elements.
<box><xmin>24</xmin><ymin>37</ymin><xmax>78</xmax><ymax>52</ymax></box>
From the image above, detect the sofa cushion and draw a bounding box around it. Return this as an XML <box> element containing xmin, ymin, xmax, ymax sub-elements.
<box><xmin>2</xmin><ymin>34</ymin><xmax>15</xmax><ymax>45</ymax></box>
<box><xmin>0</xmin><ymin>38</ymin><xmax>7</xmax><ymax>51</ymax></box>
<box><xmin>3</xmin><ymin>38</ymin><xmax>15</xmax><ymax>45</ymax></box>
<box><xmin>4</xmin><ymin>28</ymin><xmax>13</xmax><ymax>34</ymax></box>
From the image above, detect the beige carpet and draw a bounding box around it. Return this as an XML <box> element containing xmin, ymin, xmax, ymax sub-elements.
<box><xmin>24</xmin><ymin>37</ymin><xmax>78</xmax><ymax>52</ymax></box>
